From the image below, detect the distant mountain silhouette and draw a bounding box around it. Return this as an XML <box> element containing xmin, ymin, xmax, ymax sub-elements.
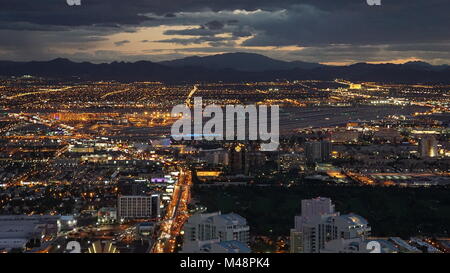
<box><xmin>159</xmin><ymin>52</ymin><xmax>324</xmax><ymax>71</ymax></box>
<box><xmin>1</xmin><ymin>53</ymin><xmax>450</xmax><ymax>83</ymax></box>
<box><xmin>402</xmin><ymin>61</ymin><xmax>449</xmax><ymax>71</ymax></box>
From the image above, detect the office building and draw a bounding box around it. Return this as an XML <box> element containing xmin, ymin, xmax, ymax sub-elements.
<box><xmin>118</xmin><ymin>178</ymin><xmax>147</xmax><ymax>196</ymax></box>
<box><xmin>150</xmin><ymin>194</ymin><xmax>161</xmax><ymax>219</ymax></box>
<box><xmin>118</xmin><ymin>194</ymin><xmax>160</xmax><ymax>220</ymax></box>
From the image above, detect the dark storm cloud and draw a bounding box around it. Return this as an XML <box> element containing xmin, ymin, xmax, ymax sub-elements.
<box><xmin>240</xmin><ymin>2</ymin><xmax>450</xmax><ymax>47</ymax></box>
<box><xmin>139</xmin><ymin>1</ymin><xmax>450</xmax><ymax>49</ymax></box>
<box><xmin>158</xmin><ymin>19</ymin><xmax>251</xmax><ymax>47</ymax></box>
<box><xmin>163</xmin><ymin>27</ymin><xmax>220</xmax><ymax>37</ymax></box>
<box><xmin>0</xmin><ymin>0</ymin><xmax>311</xmax><ymax>28</ymax></box>
<box><xmin>160</xmin><ymin>19</ymin><xmax>250</xmax><ymax>44</ymax></box>
<box><xmin>156</xmin><ymin>36</ymin><xmax>236</xmax><ymax>46</ymax></box>
<box><xmin>163</xmin><ymin>20</ymin><xmax>227</xmax><ymax>36</ymax></box>
<box><xmin>114</xmin><ymin>40</ymin><xmax>130</xmax><ymax>47</ymax></box>
<box><xmin>385</xmin><ymin>43</ymin><xmax>450</xmax><ymax>53</ymax></box>
<box><xmin>232</xmin><ymin>30</ymin><xmax>252</xmax><ymax>38</ymax></box>
<box><xmin>205</xmin><ymin>21</ymin><xmax>225</xmax><ymax>30</ymax></box>
<box><xmin>1</xmin><ymin>0</ymin><xmax>450</xmax><ymax>63</ymax></box>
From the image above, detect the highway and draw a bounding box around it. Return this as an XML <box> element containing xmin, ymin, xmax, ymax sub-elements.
<box><xmin>152</xmin><ymin>168</ymin><xmax>192</xmax><ymax>253</ymax></box>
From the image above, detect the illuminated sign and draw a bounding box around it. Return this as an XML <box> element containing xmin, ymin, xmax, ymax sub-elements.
<box><xmin>151</xmin><ymin>178</ymin><xmax>166</xmax><ymax>183</ymax></box>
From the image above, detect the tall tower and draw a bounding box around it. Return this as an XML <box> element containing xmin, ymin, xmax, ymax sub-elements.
<box><xmin>229</xmin><ymin>143</ymin><xmax>245</xmax><ymax>174</ymax></box>
<box><xmin>305</xmin><ymin>141</ymin><xmax>322</xmax><ymax>163</ymax></box>
<box><xmin>320</xmin><ymin>140</ymin><xmax>332</xmax><ymax>162</ymax></box>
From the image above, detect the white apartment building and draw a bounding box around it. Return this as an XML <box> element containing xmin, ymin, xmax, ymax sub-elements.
<box><xmin>290</xmin><ymin>197</ymin><xmax>371</xmax><ymax>253</ymax></box>
<box><xmin>296</xmin><ymin>197</ymin><xmax>336</xmax><ymax>225</ymax></box>
<box><xmin>301</xmin><ymin>213</ymin><xmax>371</xmax><ymax>253</ymax></box>
<box><xmin>182</xmin><ymin>212</ymin><xmax>250</xmax><ymax>253</ymax></box>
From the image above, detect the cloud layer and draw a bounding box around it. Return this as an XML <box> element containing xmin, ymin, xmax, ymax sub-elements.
<box><xmin>1</xmin><ymin>0</ymin><xmax>449</xmax><ymax>64</ymax></box>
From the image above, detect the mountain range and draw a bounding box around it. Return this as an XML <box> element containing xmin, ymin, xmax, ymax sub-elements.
<box><xmin>1</xmin><ymin>53</ymin><xmax>449</xmax><ymax>83</ymax></box>
<box><xmin>159</xmin><ymin>52</ymin><xmax>325</xmax><ymax>71</ymax></box>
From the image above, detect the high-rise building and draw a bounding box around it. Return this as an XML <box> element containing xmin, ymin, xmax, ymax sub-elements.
<box><xmin>290</xmin><ymin>197</ymin><xmax>371</xmax><ymax>253</ymax></box>
<box><xmin>244</xmin><ymin>151</ymin><xmax>266</xmax><ymax>175</ymax></box>
<box><xmin>229</xmin><ymin>144</ymin><xmax>245</xmax><ymax>174</ymax></box>
<box><xmin>297</xmin><ymin>197</ymin><xmax>336</xmax><ymax>224</ymax></box>
<box><xmin>150</xmin><ymin>194</ymin><xmax>161</xmax><ymax>219</ymax></box>
<box><xmin>303</xmin><ymin>213</ymin><xmax>371</xmax><ymax>253</ymax></box>
<box><xmin>321</xmin><ymin>141</ymin><xmax>332</xmax><ymax>162</ymax></box>
<box><xmin>304</xmin><ymin>141</ymin><xmax>332</xmax><ymax>163</ymax></box>
<box><xmin>182</xmin><ymin>212</ymin><xmax>250</xmax><ymax>253</ymax></box>
<box><xmin>203</xmin><ymin>149</ymin><xmax>229</xmax><ymax>166</ymax></box>
<box><xmin>118</xmin><ymin>179</ymin><xmax>146</xmax><ymax>196</ymax></box>
<box><xmin>305</xmin><ymin>141</ymin><xmax>322</xmax><ymax>163</ymax></box>
<box><xmin>118</xmin><ymin>194</ymin><xmax>160</xmax><ymax>220</ymax></box>
<box><xmin>228</xmin><ymin>143</ymin><xmax>266</xmax><ymax>175</ymax></box>
<box><xmin>291</xmin><ymin>197</ymin><xmax>337</xmax><ymax>253</ymax></box>
<box><xmin>289</xmin><ymin>229</ymin><xmax>303</xmax><ymax>253</ymax></box>
<box><xmin>418</xmin><ymin>136</ymin><xmax>438</xmax><ymax>158</ymax></box>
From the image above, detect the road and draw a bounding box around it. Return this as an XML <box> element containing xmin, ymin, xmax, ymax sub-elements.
<box><xmin>152</xmin><ymin>168</ymin><xmax>192</xmax><ymax>253</ymax></box>
<box><xmin>185</xmin><ymin>85</ymin><xmax>198</xmax><ymax>107</ymax></box>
